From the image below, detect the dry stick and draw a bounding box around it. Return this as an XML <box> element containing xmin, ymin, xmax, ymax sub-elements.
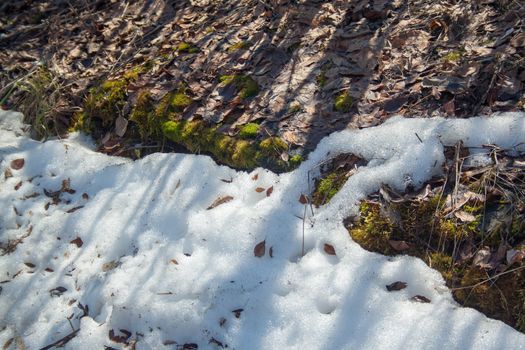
<box><xmin>39</xmin><ymin>329</ymin><xmax>80</xmax><ymax>350</ymax></box>
<box><xmin>451</xmin><ymin>265</ymin><xmax>525</xmax><ymax>291</ymax></box>
<box><xmin>302</xmin><ymin>204</ymin><xmax>307</xmax><ymax>257</ymax></box>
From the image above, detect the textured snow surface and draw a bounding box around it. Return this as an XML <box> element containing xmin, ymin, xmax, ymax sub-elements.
<box><xmin>1</xmin><ymin>110</ymin><xmax>525</xmax><ymax>349</ymax></box>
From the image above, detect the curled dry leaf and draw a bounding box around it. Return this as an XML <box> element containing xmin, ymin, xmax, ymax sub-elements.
<box><xmin>411</xmin><ymin>295</ymin><xmax>431</xmax><ymax>303</ymax></box>
<box><xmin>10</xmin><ymin>158</ymin><xmax>25</xmax><ymax>170</ymax></box>
<box><xmin>266</xmin><ymin>186</ymin><xmax>273</xmax><ymax>197</ymax></box>
<box><xmin>251</xmin><ymin>173</ymin><xmax>258</xmax><ymax>181</ymax></box>
<box><xmin>170</xmin><ymin>259</ymin><xmax>179</xmax><ymax>265</ymax></box>
<box><xmin>109</xmin><ymin>329</ymin><xmax>132</xmax><ymax>344</ymax></box>
<box><xmin>254</xmin><ymin>240</ymin><xmax>266</xmax><ymax>257</ymax></box>
<box><xmin>386</xmin><ymin>281</ymin><xmax>407</xmax><ymax>291</ymax></box>
<box><xmin>115</xmin><ymin>116</ymin><xmax>128</xmax><ymax>137</ymax></box>
<box><xmin>255</xmin><ymin>187</ymin><xmax>265</xmax><ymax>193</ymax></box>
<box><xmin>454</xmin><ymin>210</ymin><xmax>476</xmax><ymax>223</ymax></box>
<box><xmin>472</xmin><ymin>247</ymin><xmax>491</xmax><ymax>268</ymax></box>
<box><xmin>323</xmin><ymin>243</ymin><xmax>336</xmax><ymax>255</ymax></box>
<box><xmin>49</xmin><ymin>286</ymin><xmax>67</xmax><ymax>297</ymax></box>
<box><xmin>388</xmin><ymin>240</ymin><xmax>410</xmax><ymax>251</ymax></box>
<box><xmin>207</xmin><ymin>195</ymin><xmax>234</xmax><ymax>210</ymax></box>
<box><xmin>70</xmin><ymin>237</ymin><xmax>83</xmax><ymax>248</ymax></box>
<box><xmin>24</xmin><ymin>262</ymin><xmax>35</xmax><ymax>268</ymax></box>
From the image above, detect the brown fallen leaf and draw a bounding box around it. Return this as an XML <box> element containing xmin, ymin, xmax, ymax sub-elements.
<box><xmin>324</xmin><ymin>243</ymin><xmax>336</xmax><ymax>255</ymax></box>
<box><xmin>82</xmin><ymin>193</ymin><xmax>89</xmax><ymax>200</ymax></box>
<box><xmin>70</xmin><ymin>237</ymin><xmax>83</xmax><ymax>248</ymax></box>
<box><xmin>454</xmin><ymin>210</ymin><xmax>476</xmax><ymax>223</ymax></box>
<box><xmin>389</xmin><ymin>240</ymin><xmax>410</xmax><ymax>251</ymax></box>
<box><xmin>386</xmin><ymin>281</ymin><xmax>407</xmax><ymax>291</ymax></box>
<box><xmin>255</xmin><ymin>187</ymin><xmax>265</xmax><ymax>193</ymax></box>
<box><xmin>207</xmin><ymin>195</ymin><xmax>234</xmax><ymax>210</ymax></box>
<box><xmin>14</xmin><ymin>181</ymin><xmax>22</xmax><ymax>190</ymax></box>
<box><xmin>269</xmin><ymin>246</ymin><xmax>273</xmax><ymax>258</ymax></box>
<box><xmin>49</xmin><ymin>286</ymin><xmax>67</xmax><ymax>297</ymax></box>
<box><xmin>109</xmin><ymin>329</ymin><xmax>131</xmax><ymax>344</ymax></box>
<box><xmin>232</xmin><ymin>308</ymin><xmax>244</xmax><ymax>318</ymax></box>
<box><xmin>251</xmin><ymin>174</ymin><xmax>258</xmax><ymax>181</ymax></box>
<box><xmin>266</xmin><ymin>186</ymin><xmax>273</xmax><ymax>197</ymax></box>
<box><xmin>24</xmin><ymin>262</ymin><xmax>35</xmax><ymax>268</ymax></box>
<box><xmin>299</xmin><ymin>194</ymin><xmax>309</xmax><ymax>204</ymax></box>
<box><xmin>4</xmin><ymin>168</ymin><xmax>13</xmax><ymax>179</ymax></box>
<box><xmin>411</xmin><ymin>295</ymin><xmax>431</xmax><ymax>303</ymax></box>
<box><xmin>115</xmin><ymin>116</ymin><xmax>128</xmax><ymax>137</ymax></box>
<box><xmin>45</xmin><ymin>267</ymin><xmax>54</xmax><ymax>272</ymax></box>
<box><xmin>10</xmin><ymin>158</ymin><xmax>25</xmax><ymax>170</ymax></box>
<box><xmin>170</xmin><ymin>259</ymin><xmax>179</xmax><ymax>265</ymax></box>
<box><xmin>254</xmin><ymin>240</ymin><xmax>266</xmax><ymax>257</ymax></box>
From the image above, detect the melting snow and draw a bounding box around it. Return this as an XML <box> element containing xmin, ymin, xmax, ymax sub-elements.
<box><xmin>1</xmin><ymin>110</ymin><xmax>525</xmax><ymax>349</ymax></box>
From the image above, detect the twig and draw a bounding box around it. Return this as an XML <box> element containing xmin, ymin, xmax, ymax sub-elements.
<box><xmin>39</xmin><ymin>329</ymin><xmax>80</xmax><ymax>350</ymax></box>
<box><xmin>451</xmin><ymin>265</ymin><xmax>525</xmax><ymax>291</ymax></box>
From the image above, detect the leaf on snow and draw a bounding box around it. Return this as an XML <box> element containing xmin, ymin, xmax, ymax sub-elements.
<box><xmin>232</xmin><ymin>309</ymin><xmax>244</xmax><ymax>318</ymax></box>
<box><xmin>254</xmin><ymin>240</ymin><xmax>266</xmax><ymax>257</ymax></box>
<box><xmin>266</xmin><ymin>186</ymin><xmax>273</xmax><ymax>197</ymax></box>
<box><xmin>299</xmin><ymin>194</ymin><xmax>309</xmax><ymax>204</ymax></box>
<box><xmin>386</xmin><ymin>281</ymin><xmax>407</xmax><ymax>291</ymax></box>
<box><xmin>323</xmin><ymin>243</ymin><xmax>336</xmax><ymax>255</ymax></box>
<box><xmin>109</xmin><ymin>329</ymin><xmax>132</xmax><ymax>344</ymax></box>
<box><xmin>206</xmin><ymin>195</ymin><xmax>234</xmax><ymax>210</ymax></box>
<box><xmin>49</xmin><ymin>286</ymin><xmax>67</xmax><ymax>297</ymax></box>
<box><xmin>70</xmin><ymin>237</ymin><xmax>83</xmax><ymax>248</ymax></box>
<box><xmin>255</xmin><ymin>187</ymin><xmax>265</xmax><ymax>193</ymax></box>
<box><xmin>411</xmin><ymin>295</ymin><xmax>431</xmax><ymax>303</ymax></box>
<box><xmin>10</xmin><ymin>158</ymin><xmax>25</xmax><ymax>170</ymax></box>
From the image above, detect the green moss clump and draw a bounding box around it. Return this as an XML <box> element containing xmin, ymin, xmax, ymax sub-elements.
<box><xmin>84</xmin><ymin>79</ymin><xmax>127</xmax><ymax>127</ymax></box>
<box><xmin>239</xmin><ymin>123</ymin><xmax>260</xmax><ymax>139</ymax></box>
<box><xmin>334</xmin><ymin>91</ymin><xmax>353</xmax><ymax>112</ymax></box>
<box><xmin>259</xmin><ymin>136</ymin><xmax>288</xmax><ymax>155</ymax></box>
<box><xmin>442</xmin><ymin>51</ymin><xmax>462</xmax><ymax>62</ymax></box>
<box><xmin>349</xmin><ymin>202</ymin><xmax>394</xmax><ymax>253</ymax></box>
<box><xmin>68</xmin><ymin>112</ymin><xmax>91</xmax><ymax>133</ymax></box>
<box><xmin>227</xmin><ymin>41</ymin><xmax>251</xmax><ymax>53</ymax></box>
<box><xmin>129</xmin><ymin>90</ymin><xmax>164</xmax><ymax>140</ymax></box>
<box><xmin>289</xmin><ymin>154</ymin><xmax>303</xmax><ymax>167</ymax></box>
<box><xmin>177</xmin><ymin>42</ymin><xmax>199</xmax><ymax>53</ymax></box>
<box><xmin>311</xmin><ymin>171</ymin><xmax>349</xmax><ymax>206</ymax></box>
<box><xmin>316</xmin><ymin>72</ymin><xmax>327</xmax><ymax>87</ymax></box>
<box><xmin>219</xmin><ymin>75</ymin><xmax>259</xmax><ymax>100</ymax></box>
<box><xmin>156</xmin><ymin>86</ymin><xmax>193</xmax><ymax>118</ymax></box>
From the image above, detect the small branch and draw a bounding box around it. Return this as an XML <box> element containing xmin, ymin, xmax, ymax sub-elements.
<box><xmin>451</xmin><ymin>265</ymin><xmax>525</xmax><ymax>291</ymax></box>
<box><xmin>39</xmin><ymin>329</ymin><xmax>80</xmax><ymax>350</ymax></box>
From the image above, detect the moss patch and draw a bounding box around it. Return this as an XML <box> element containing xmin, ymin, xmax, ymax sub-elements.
<box><xmin>334</xmin><ymin>91</ymin><xmax>353</xmax><ymax>112</ymax></box>
<box><xmin>219</xmin><ymin>74</ymin><xmax>259</xmax><ymax>100</ymax></box>
<box><xmin>347</xmin><ymin>156</ymin><xmax>525</xmax><ymax>333</ymax></box>
<box><xmin>177</xmin><ymin>42</ymin><xmax>199</xmax><ymax>53</ymax></box>
<box><xmin>227</xmin><ymin>41</ymin><xmax>251</xmax><ymax>53</ymax></box>
<box><xmin>238</xmin><ymin>123</ymin><xmax>260</xmax><ymax>139</ymax></box>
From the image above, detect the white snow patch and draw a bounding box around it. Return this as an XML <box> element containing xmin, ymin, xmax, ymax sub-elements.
<box><xmin>1</xmin><ymin>110</ymin><xmax>525</xmax><ymax>349</ymax></box>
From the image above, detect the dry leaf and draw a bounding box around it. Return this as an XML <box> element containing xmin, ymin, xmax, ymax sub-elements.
<box><xmin>14</xmin><ymin>181</ymin><xmax>22</xmax><ymax>191</ymax></box>
<box><xmin>323</xmin><ymin>243</ymin><xmax>336</xmax><ymax>255</ymax></box>
<box><xmin>506</xmin><ymin>249</ymin><xmax>525</xmax><ymax>265</ymax></box>
<box><xmin>207</xmin><ymin>195</ymin><xmax>234</xmax><ymax>210</ymax></box>
<box><xmin>254</xmin><ymin>240</ymin><xmax>266</xmax><ymax>257</ymax></box>
<box><xmin>266</xmin><ymin>186</ymin><xmax>273</xmax><ymax>197</ymax></box>
<box><xmin>443</xmin><ymin>99</ymin><xmax>455</xmax><ymax>116</ymax></box>
<box><xmin>170</xmin><ymin>259</ymin><xmax>179</xmax><ymax>265</ymax></box>
<box><xmin>255</xmin><ymin>187</ymin><xmax>265</xmax><ymax>193</ymax></box>
<box><xmin>115</xmin><ymin>116</ymin><xmax>128</xmax><ymax>137</ymax></box>
<box><xmin>269</xmin><ymin>246</ymin><xmax>273</xmax><ymax>258</ymax></box>
<box><xmin>66</xmin><ymin>206</ymin><xmax>84</xmax><ymax>213</ymax></box>
<box><xmin>70</xmin><ymin>237</ymin><xmax>83</xmax><ymax>248</ymax></box>
<box><xmin>4</xmin><ymin>168</ymin><xmax>13</xmax><ymax>179</ymax></box>
<box><xmin>251</xmin><ymin>174</ymin><xmax>259</xmax><ymax>181</ymax></box>
<box><xmin>232</xmin><ymin>308</ymin><xmax>243</xmax><ymax>318</ymax></box>
<box><xmin>473</xmin><ymin>247</ymin><xmax>491</xmax><ymax>268</ymax></box>
<box><xmin>454</xmin><ymin>210</ymin><xmax>476</xmax><ymax>223</ymax></box>
<box><xmin>388</xmin><ymin>240</ymin><xmax>410</xmax><ymax>251</ymax></box>
<box><xmin>411</xmin><ymin>295</ymin><xmax>431</xmax><ymax>303</ymax></box>
<box><xmin>10</xmin><ymin>158</ymin><xmax>25</xmax><ymax>170</ymax></box>
<box><xmin>109</xmin><ymin>329</ymin><xmax>131</xmax><ymax>344</ymax></box>
<box><xmin>299</xmin><ymin>194</ymin><xmax>309</xmax><ymax>204</ymax></box>
<box><xmin>386</xmin><ymin>281</ymin><xmax>407</xmax><ymax>291</ymax></box>
<box><xmin>24</xmin><ymin>262</ymin><xmax>35</xmax><ymax>268</ymax></box>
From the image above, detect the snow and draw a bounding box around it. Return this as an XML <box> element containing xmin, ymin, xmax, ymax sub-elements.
<box><xmin>1</xmin><ymin>109</ymin><xmax>525</xmax><ymax>349</ymax></box>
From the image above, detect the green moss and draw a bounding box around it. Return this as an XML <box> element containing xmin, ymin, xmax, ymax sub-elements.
<box><xmin>176</xmin><ymin>42</ymin><xmax>199</xmax><ymax>53</ymax></box>
<box><xmin>239</xmin><ymin>123</ymin><xmax>260</xmax><ymax>139</ymax></box>
<box><xmin>84</xmin><ymin>79</ymin><xmax>127</xmax><ymax>127</ymax></box>
<box><xmin>219</xmin><ymin>75</ymin><xmax>259</xmax><ymax>100</ymax></box>
<box><xmin>349</xmin><ymin>202</ymin><xmax>394</xmax><ymax>253</ymax></box>
<box><xmin>312</xmin><ymin>172</ymin><xmax>348</xmax><ymax>206</ymax></box>
<box><xmin>227</xmin><ymin>41</ymin><xmax>251</xmax><ymax>53</ymax></box>
<box><xmin>316</xmin><ymin>72</ymin><xmax>327</xmax><ymax>87</ymax></box>
<box><xmin>289</xmin><ymin>154</ymin><xmax>303</xmax><ymax>167</ymax></box>
<box><xmin>442</xmin><ymin>51</ymin><xmax>462</xmax><ymax>62</ymax></box>
<box><xmin>129</xmin><ymin>90</ymin><xmax>165</xmax><ymax>140</ymax></box>
<box><xmin>259</xmin><ymin>137</ymin><xmax>288</xmax><ymax>155</ymax></box>
<box><xmin>162</xmin><ymin>120</ymin><xmax>291</xmax><ymax>170</ymax></box>
<box><xmin>68</xmin><ymin>112</ymin><xmax>91</xmax><ymax>133</ymax></box>
<box><xmin>334</xmin><ymin>91</ymin><xmax>353</xmax><ymax>112</ymax></box>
